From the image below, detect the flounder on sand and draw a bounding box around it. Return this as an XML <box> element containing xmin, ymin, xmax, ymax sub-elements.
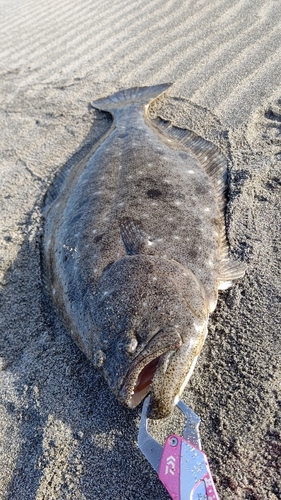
<box><xmin>43</xmin><ymin>84</ymin><xmax>245</xmax><ymax>419</ymax></box>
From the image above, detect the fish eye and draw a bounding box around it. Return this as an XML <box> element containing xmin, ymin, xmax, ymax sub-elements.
<box><xmin>126</xmin><ymin>337</ymin><xmax>138</xmax><ymax>354</ymax></box>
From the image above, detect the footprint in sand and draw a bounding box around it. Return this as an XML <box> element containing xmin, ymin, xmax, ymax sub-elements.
<box><xmin>248</xmin><ymin>98</ymin><xmax>281</xmax><ymax>159</ymax></box>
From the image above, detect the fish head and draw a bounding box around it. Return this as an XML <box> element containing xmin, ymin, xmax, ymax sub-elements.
<box><xmin>93</xmin><ymin>255</ymin><xmax>208</xmax><ymax>418</ymax></box>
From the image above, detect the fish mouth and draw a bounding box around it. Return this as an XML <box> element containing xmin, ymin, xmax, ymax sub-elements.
<box><xmin>120</xmin><ymin>333</ymin><xmax>205</xmax><ymax>419</ymax></box>
<box><xmin>119</xmin><ymin>327</ymin><xmax>180</xmax><ymax>411</ymax></box>
<box><xmin>124</xmin><ymin>353</ymin><xmax>166</xmax><ymax>409</ymax></box>
<box><xmin>119</xmin><ymin>322</ymin><xmax>206</xmax><ymax>418</ymax></box>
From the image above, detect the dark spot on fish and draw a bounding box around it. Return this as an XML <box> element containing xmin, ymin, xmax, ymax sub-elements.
<box><xmin>94</xmin><ymin>234</ymin><xmax>103</xmax><ymax>243</ymax></box>
<box><xmin>195</xmin><ymin>184</ymin><xmax>208</xmax><ymax>195</ymax></box>
<box><xmin>146</xmin><ymin>189</ymin><xmax>162</xmax><ymax>198</ymax></box>
<box><xmin>179</xmin><ymin>152</ymin><xmax>188</xmax><ymax>159</ymax></box>
<box><xmin>187</xmin><ymin>248</ymin><xmax>198</xmax><ymax>259</ymax></box>
<box><xmin>118</xmin><ymin>132</ymin><xmax>129</xmax><ymax>139</ymax></box>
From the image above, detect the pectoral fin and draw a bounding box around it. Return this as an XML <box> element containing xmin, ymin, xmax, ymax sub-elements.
<box><xmin>120</xmin><ymin>218</ymin><xmax>156</xmax><ymax>256</ymax></box>
<box><xmin>218</xmin><ymin>259</ymin><xmax>246</xmax><ymax>289</ymax></box>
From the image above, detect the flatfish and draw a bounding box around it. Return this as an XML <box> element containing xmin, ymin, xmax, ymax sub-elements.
<box><xmin>43</xmin><ymin>84</ymin><xmax>245</xmax><ymax>418</ymax></box>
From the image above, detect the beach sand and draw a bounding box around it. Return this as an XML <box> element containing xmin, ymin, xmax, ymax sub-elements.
<box><xmin>0</xmin><ymin>0</ymin><xmax>280</xmax><ymax>498</ymax></box>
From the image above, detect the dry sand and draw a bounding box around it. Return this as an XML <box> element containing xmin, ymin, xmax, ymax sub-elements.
<box><xmin>0</xmin><ymin>0</ymin><xmax>281</xmax><ymax>499</ymax></box>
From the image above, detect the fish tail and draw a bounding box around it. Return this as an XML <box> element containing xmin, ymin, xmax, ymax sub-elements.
<box><xmin>92</xmin><ymin>83</ymin><xmax>172</xmax><ymax>112</ymax></box>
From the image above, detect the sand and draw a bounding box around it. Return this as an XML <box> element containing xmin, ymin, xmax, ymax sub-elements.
<box><xmin>0</xmin><ymin>0</ymin><xmax>280</xmax><ymax>498</ymax></box>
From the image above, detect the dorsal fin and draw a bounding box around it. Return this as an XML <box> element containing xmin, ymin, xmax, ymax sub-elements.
<box><xmin>150</xmin><ymin>116</ymin><xmax>246</xmax><ymax>287</ymax></box>
<box><xmin>150</xmin><ymin>117</ymin><xmax>227</xmax><ymax>212</ymax></box>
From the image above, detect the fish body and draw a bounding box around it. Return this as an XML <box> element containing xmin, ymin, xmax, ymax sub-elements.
<box><xmin>43</xmin><ymin>84</ymin><xmax>245</xmax><ymax>418</ymax></box>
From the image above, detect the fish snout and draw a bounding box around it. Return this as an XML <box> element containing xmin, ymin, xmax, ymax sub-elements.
<box><xmin>147</xmin><ymin>324</ymin><xmax>207</xmax><ymax>419</ymax></box>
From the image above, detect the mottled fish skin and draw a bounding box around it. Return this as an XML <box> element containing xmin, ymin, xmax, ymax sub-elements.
<box><xmin>43</xmin><ymin>84</ymin><xmax>245</xmax><ymax>419</ymax></box>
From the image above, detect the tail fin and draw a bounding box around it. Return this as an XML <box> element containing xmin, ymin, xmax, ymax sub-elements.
<box><xmin>91</xmin><ymin>83</ymin><xmax>172</xmax><ymax>112</ymax></box>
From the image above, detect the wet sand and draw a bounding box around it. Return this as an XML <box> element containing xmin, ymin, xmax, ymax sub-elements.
<box><xmin>0</xmin><ymin>0</ymin><xmax>280</xmax><ymax>498</ymax></box>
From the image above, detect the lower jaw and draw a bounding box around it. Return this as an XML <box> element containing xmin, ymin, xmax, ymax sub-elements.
<box><xmin>127</xmin><ymin>384</ymin><xmax>151</xmax><ymax>408</ymax></box>
<box><xmin>123</xmin><ymin>355</ymin><xmax>163</xmax><ymax>409</ymax></box>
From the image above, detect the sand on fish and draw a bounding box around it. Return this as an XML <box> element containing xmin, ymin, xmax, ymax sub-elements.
<box><xmin>0</xmin><ymin>0</ymin><xmax>280</xmax><ymax>499</ymax></box>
